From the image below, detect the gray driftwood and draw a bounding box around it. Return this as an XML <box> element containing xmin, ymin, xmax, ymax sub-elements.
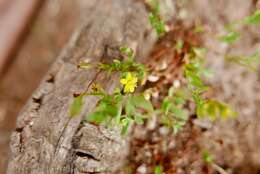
<box><xmin>7</xmin><ymin>0</ymin><xmax>155</xmax><ymax>173</ymax></box>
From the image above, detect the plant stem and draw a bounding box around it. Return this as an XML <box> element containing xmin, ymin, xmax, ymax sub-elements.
<box><xmin>212</xmin><ymin>163</ymin><xmax>229</xmax><ymax>174</ymax></box>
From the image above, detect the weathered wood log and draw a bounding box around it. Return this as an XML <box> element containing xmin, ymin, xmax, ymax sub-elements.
<box><xmin>7</xmin><ymin>0</ymin><xmax>156</xmax><ymax>173</ymax></box>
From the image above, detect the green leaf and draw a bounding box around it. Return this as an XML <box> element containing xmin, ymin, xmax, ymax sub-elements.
<box><xmin>192</xmin><ymin>90</ymin><xmax>204</xmax><ymax>106</ymax></box>
<box><xmin>173</xmin><ymin>122</ymin><xmax>184</xmax><ymax>134</ymax></box>
<box><xmin>225</xmin><ymin>51</ymin><xmax>260</xmax><ymax>71</ymax></box>
<box><xmin>250</xmin><ymin>51</ymin><xmax>260</xmax><ymax>62</ymax></box>
<box><xmin>205</xmin><ymin>102</ymin><xmax>219</xmax><ymax>121</ymax></box>
<box><xmin>98</xmin><ymin>63</ymin><xmax>111</xmax><ymax>71</ymax></box>
<box><xmin>188</xmin><ymin>75</ymin><xmax>205</xmax><ymax>89</ymax></box>
<box><xmin>242</xmin><ymin>10</ymin><xmax>260</xmax><ymax>25</ymax></box>
<box><xmin>103</xmin><ymin>104</ymin><xmax>119</xmax><ymax>117</ymax></box>
<box><xmin>115</xmin><ymin>103</ymin><xmax>123</xmax><ymax>125</ymax></box>
<box><xmin>70</xmin><ymin>94</ymin><xmax>85</xmax><ymax>117</ymax></box>
<box><xmin>125</xmin><ymin>96</ymin><xmax>135</xmax><ymax>116</ymax></box>
<box><xmin>172</xmin><ymin>89</ymin><xmax>187</xmax><ymax>105</ymax></box>
<box><xmin>193</xmin><ymin>47</ymin><xmax>207</xmax><ymax>59</ymax></box>
<box><xmin>196</xmin><ymin>104</ymin><xmax>206</xmax><ymax>118</ymax></box>
<box><xmin>78</xmin><ymin>60</ymin><xmax>91</xmax><ymax>70</ymax></box>
<box><xmin>202</xmin><ymin>150</ymin><xmax>214</xmax><ymax>164</ymax></box>
<box><xmin>175</xmin><ymin>39</ymin><xmax>184</xmax><ymax>52</ymax></box>
<box><xmin>194</xmin><ymin>25</ymin><xmax>205</xmax><ymax>33</ymax></box>
<box><xmin>198</xmin><ymin>100</ymin><xmax>236</xmax><ymax>120</ymax></box>
<box><xmin>149</xmin><ymin>13</ymin><xmax>166</xmax><ymax>36</ymax></box>
<box><xmin>161</xmin><ymin>98</ymin><xmax>172</xmax><ymax>114</ymax></box>
<box><xmin>85</xmin><ymin>91</ymin><xmax>123</xmax><ymax>124</ymax></box>
<box><xmin>172</xmin><ymin>96</ymin><xmax>186</xmax><ymax>105</ymax></box>
<box><xmin>121</xmin><ymin>118</ymin><xmax>131</xmax><ymax>135</ymax></box>
<box><xmin>148</xmin><ymin>0</ymin><xmax>160</xmax><ymax>14</ymax></box>
<box><xmin>154</xmin><ymin>165</ymin><xmax>163</xmax><ymax>174</ymax></box>
<box><xmin>219</xmin><ymin>103</ymin><xmax>237</xmax><ymax>119</ymax></box>
<box><xmin>171</xmin><ymin>107</ymin><xmax>187</xmax><ymax>120</ymax></box>
<box><xmin>132</xmin><ymin>94</ymin><xmax>154</xmax><ymax>112</ymax></box>
<box><xmin>134</xmin><ymin>114</ymin><xmax>144</xmax><ymax>125</ymax></box>
<box><xmin>120</xmin><ymin>46</ymin><xmax>134</xmax><ymax>59</ymax></box>
<box><xmin>197</xmin><ymin>101</ymin><xmax>217</xmax><ymax>120</ymax></box>
<box><xmin>218</xmin><ymin>31</ymin><xmax>240</xmax><ymax>44</ymax></box>
<box><xmin>86</xmin><ymin>111</ymin><xmax>107</xmax><ymax>124</ymax></box>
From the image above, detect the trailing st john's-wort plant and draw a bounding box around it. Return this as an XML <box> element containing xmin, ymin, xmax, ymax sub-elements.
<box><xmin>218</xmin><ymin>10</ymin><xmax>260</xmax><ymax>70</ymax></box>
<box><xmin>70</xmin><ymin>47</ymin><xmax>153</xmax><ymax>135</ymax></box>
<box><xmin>148</xmin><ymin>0</ymin><xmax>166</xmax><ymax>36</ymax></box>
<box><xmin>70</xmin><ymin>45</ymin><xmax>236</xmax><ymax>136</ymax></box>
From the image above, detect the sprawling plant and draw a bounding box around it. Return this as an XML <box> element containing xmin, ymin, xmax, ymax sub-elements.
<box><xmin>218</xmin><ymin>10</ymin><xmax>260</xmax><ymax>70</ymax></box>
<box><xmin>184</xmin><ymin>47</ymin><xmax>236</xmax><ymax>120</ymax></box>
<box><xmin>70</xmin><ymin>44</ymin><xmax>235</xmax><ymax>136</ymax></box>
<box><xmin>69</xmin><ymin>1</ymin><xmax>260</xmax><ymax>137</ymax></box>
<box><xmin>148</xmin><ymin>0</ymin><xmax>166</xmax><ymax>36</ymax></box>
<box><xmin>70</xmin><ymin>47</ymin><xmax>153</xmax><ymax>135</ymax></box>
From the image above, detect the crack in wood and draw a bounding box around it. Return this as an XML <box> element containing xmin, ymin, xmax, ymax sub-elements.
<box><xmin>75</xmin><ymin>149</ymin><xmax>100</xmax><ymax>161</ymax></box>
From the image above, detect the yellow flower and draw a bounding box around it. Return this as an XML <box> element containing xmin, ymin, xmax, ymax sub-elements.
<box><xmin>120</xmin><ymin>72</ymin><xmax>138</xmax><ymax>93</ymax></box>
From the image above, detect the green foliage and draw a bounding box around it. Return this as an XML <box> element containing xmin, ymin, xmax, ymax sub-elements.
<box><xmin>220</xmin><ymin>10</ymin><xmax>260</xmax><ymax>46</ymax></box>
<box><xmin>185</xmin><ymin>47</ymin><xmax>236</xmax><ymax>120</ymax></box>
<box><xmin>99</xmin><ymin>59</ymin><xmax>146</xmax><ymax>83</ymax></box>
<box><xmin>70</xmin><ymin>44</ymin><xmax>236</xmax><ymax>136</ymax></box>
<box><xmin>120</xmin><ymin>117</ymin><xmax>132</xmax><ymax>135</ymax></box>
<box><xmin>149</xmin><ymin>13</ymin><xmax>166</xmax><ymax>36</ymax></box>
<box><xmin>159</xmin><ymin>87</ymin><xmax>189</xmax><ymax>134</ymax></box>
<box><xmin>131</xmin><ymin>94</ymin><xmax>154</xmax><ymax>112</ymax></box>
<box><xmin>86</xmin><ymin>89</ymin><xmax>123</xmax><ymax>124</ymax></box>
<box><xmin>241</xmin><ymin>10</ymin><xmax>260</xmax><ymax>25</ymax></box>
<box><xmin>122</xmin><ymin>94</ymin><xmax>154</xmax><ymax>134</ymax></box>
<box><xmin>154</xmin><ymin>165</ymin><xmax>163</xmax><ymax>174</ymax></box>
<box><xmin>70</xmin><ymin>94</ymin><xmax>85</xmax><ymax>117</ymax></box>
<box><xmin>197</xmin><ymin>100</ymin><xmax>237</xmax><ymax>120</ymax></box>
<box><xmin>194</xmin><ymin>24</ymin><xmax>205</xmax><ymax>33</ymax></box>
<box><xmin>148</xmin><ymin>0</ymin><xmax>160</xmax><ymax>14</ymax></box>
<box><xmin>77</xmin><ymin>60</ymin><xmax>91</xmax><ymax>70</ymax></box>
<box><xmin>218</xmin><ymin>31</ymin><xmax>240</xmax><ymax>44</ymax></box>
<box><xmin>185</xmin><ymin>48</ymin><xmax>209</xmax><ymax>93</ymax></box>
<box><xmin>85</xmin><ymin>88</ymin><xmax>153</xmax><ymax>135</ymax></box>
<box><xmin>222</xmin><ymin>10</ymin><xmax>260</xmax><ymax>70</ymax></box>
<box><xmin>225</xmin><ymin>51</ymin><xmax>260</xmax><ymax>71</ymax></box>
<box><xmin>175</xmin><ymin>39</ymin><xmax>184</xmax><ymax>53</ymax></box>
<box><xmin>70</xmin><ymin>46</ymin><xmax>153</xmax><ymax>135</ymax></box>
<box><xmin>202</xmin><ymin>150</ymin><xmax>214</xmax><ymax>164</ymax></box>
<box><xmin>148</xmin><ymin>0</ymin><xmax>166</xmax><ymax>36</ymax></box>
<box><xmin>217</xmin><ymin>10</ymin><xmax>260</xmax><ymax>73</ymax></box>
<box><xmin>120</xmin><ymin>46</ymin><xmax>134</xmax><ymax>60</ymax></box>
<box><xmin>98</xmin><ymin>47</ymin><xmax>147</xmax><ymax>92</ymax></box>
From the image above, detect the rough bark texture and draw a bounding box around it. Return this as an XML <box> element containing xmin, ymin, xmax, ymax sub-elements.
<box><xmin>7</xmin><ymin>0</ymin><xmax>155</xmax><ymax>173</ymax></box>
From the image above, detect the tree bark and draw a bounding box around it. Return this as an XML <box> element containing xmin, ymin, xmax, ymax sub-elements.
<box><xmin>7</xmin><ymin>0</ymin><xmax>155</xmax><ymax>173</ymax></box>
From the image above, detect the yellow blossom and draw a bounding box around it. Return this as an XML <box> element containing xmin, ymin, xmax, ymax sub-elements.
<box><xmin>120</xmin><ymin>72</ymin><xmax>138</xmax><ymax>93</ymax></box>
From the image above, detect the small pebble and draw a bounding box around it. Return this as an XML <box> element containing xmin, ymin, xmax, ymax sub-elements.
<box><xmin>159</xmin><ymin>126</ymin><xmax>169</xmax><ymax>136</ymax></box>
<box><xmin>173</xmin><ymin>80</ymin><xmax>181</xmax><ymax>88</ymax></box>
<box><xmin>148</xmin><ymin>75</ymin><xmax>160</xmax><ymax>82</ymax></box>
<box><xmin>137</xmin><ymin>164</ymin><xmax>147</xmax><ymax>174</ymax></box>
